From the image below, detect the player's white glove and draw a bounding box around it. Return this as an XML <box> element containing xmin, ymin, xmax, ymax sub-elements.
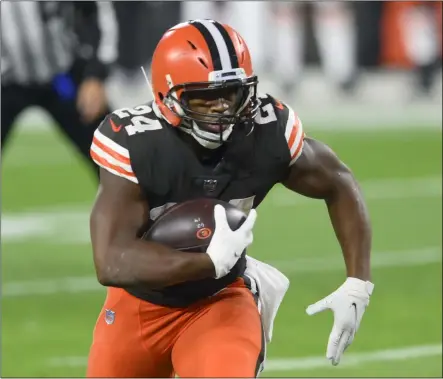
<box><xmin>306</xmin><ymin>277</ymin><xmax>375</xmax><ymax>366</ymax></box>
<box><xmin>206</xmin><ymin>204</ymin><xmax>257</xmax><ymax>279</ymax></box>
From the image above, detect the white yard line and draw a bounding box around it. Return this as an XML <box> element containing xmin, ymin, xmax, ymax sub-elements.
<box><xmin>270</xmin><ymin>176</ymin><xmax>442</xmax><ymax>206</ymax></box>
<box><xmin>46</xmin><ymin>343</ymin><xmax>442</xmax><ymax>370</ymax></box>
<box><xmin>1</xmin><ymin>208</ymin><xmax>91</xmax><ymax>244</ymax></box>
<box><xmin>264</xmin><ymin>344</ymin><xmax>442</xmax><ymax>372</ymax></box>
<box><xmin>1</xmin><ymin>176</ymin><xmax>441</xmax><ymax>244</ymax></box>
<box><xmin>267</xmin><ymin>246</ymin><xmax>442</xmax><ymax>273</ymax></box>
<box><xmin>3</xmin><ymin>276</ymin><xmax>101</xmax><ymax>297</ymax></box>
<box><xmin>2</xmin><ymin>246</ymin><xmax>441</xmax><ymax>298</ymax></box>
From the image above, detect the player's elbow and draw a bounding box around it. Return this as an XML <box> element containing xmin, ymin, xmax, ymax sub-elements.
<box><xmin>94</xmin><ymin>265</ymin><xmax>114</xmax><ymax>287</ymax></box>
<box><xmin>330</xmin><ymin>165</ymin><xmax>363</xmax><ymax>202</ymax></box>
<box><xmin>95</xmin><ymin>264</ymin><xmax>135</xmax><ymax>288</ymax></box>
<box><xmin>93</xmin><ymin>245</ymin><xmax>160</xmax><ymax>289</ymax></box>
<box><xmin>92</xmin><ymin>247</ymin><xmax>126</xmax><ymax>287</ymax></box>
<box><xmin>327</xmin><ymin>164</ymin><xmax>357</xmax><ymax>199</ymax></box>
<box><xmin>95</xmin><ymin>263</ymin><xmax>160</xmax><ymax>289</ymax></box>
<box><xmin>337</xmin><ymin>165</ymin><xmax>355</xmax><ymax>187</ymax></box>
<box><xmin>94</xmin><ymin>259</ymin><xmax>117</xmax><ymax>287</ymax></box>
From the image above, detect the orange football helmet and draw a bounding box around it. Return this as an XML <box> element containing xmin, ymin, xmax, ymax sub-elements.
<box><xmin>150</xmin><ymin>19</ymin><xmax>259</xmax><ymax>147</ymax></box>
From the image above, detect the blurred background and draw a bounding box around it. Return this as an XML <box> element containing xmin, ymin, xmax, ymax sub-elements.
<box><xmin>1</xmin><ymin>1</ymin><xmax>442</xmax><ymax>377</ymax></box>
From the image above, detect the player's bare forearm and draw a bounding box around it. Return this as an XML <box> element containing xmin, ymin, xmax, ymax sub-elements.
<box><xmin>282</xmin><ymin>138</ymin><xmax>372</xmax><ymax>281</ymax></box>
<box><xmin>95</xmin><ymin>240</ymin><xmax>214</xmax><ymax>289</ymax></box>
<box><xmin>90</xmin><ymin>169</ymin><xmax>215</xmax><ymax>289</ymax></box>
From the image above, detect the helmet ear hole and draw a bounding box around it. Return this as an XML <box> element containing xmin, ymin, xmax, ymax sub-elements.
<box><xmin>158</xmin><ymin>92</ymin><xmax>164</xmax><ymax>101</ymax></box>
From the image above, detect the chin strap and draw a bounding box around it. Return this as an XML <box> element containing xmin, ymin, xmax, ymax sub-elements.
<box><xmin>178</xmin><ymin>120</ymin><xmax>234</xmax><ymax>150</ymax></box>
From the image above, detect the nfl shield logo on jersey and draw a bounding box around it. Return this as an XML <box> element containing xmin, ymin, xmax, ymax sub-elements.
<box><xmin>105</xmin><ymin>309</ymin><xmax>115</xmax><ymax>325</ymax></box>
<box><xmin>203</xmin><ymin>179</ymin><xmax>217</xmax><ymax>193</ymax></box>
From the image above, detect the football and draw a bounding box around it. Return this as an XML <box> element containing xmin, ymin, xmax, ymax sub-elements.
<box><xmin>143</xmin><ymin>198</ymin><xmax>247</xmax><ymax>252</ymax></box>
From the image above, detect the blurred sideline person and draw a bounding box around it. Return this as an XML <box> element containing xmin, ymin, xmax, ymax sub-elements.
<box><xmin>271</xmin><ymin>2</ymin><xmax>358</xmax><ymax>96</ymax></box>
<box><xmin>114</xmin><ymin>1</ymin><xmax>181</xmax><ymax>73</ymax></box>
<box><xmin>181</xmin><ymin>1</ymin><xmax>270</xmax><ymax>74</ymax></box>
<box><xmin>400</xmin><ymin>1</ymin><xmax>442</xmax><ymax>96</ymax></box>
<box><xmin>1</xmin><ymin>1</ymin><xmax>118</xmax><ymax>176</ymax></box>
<box><xmin>106</xmin><ymin>1</ymin><xmax>181</xmax><ymax>107</ymax></box>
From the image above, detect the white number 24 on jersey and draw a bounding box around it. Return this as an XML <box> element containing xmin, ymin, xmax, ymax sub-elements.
<box><xmin>113</xmin><ymin>105</ymin><xmax>162</xmax><ymax>136</ymax></box>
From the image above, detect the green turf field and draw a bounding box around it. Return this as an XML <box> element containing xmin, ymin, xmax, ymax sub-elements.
<box><xmin>1</xmin><ymin>124</ymin><xmax>442</xmax><ymax>377</ymax></box>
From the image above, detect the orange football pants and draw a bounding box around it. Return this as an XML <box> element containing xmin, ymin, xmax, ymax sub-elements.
<box><xmin>86</xmin><ymin>278</ymin><xmax>265</xmax><ymax>378</ymax></box>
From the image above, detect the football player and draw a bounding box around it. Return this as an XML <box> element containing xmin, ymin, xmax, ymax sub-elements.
<box><xmin>87</xmin><ymin>19</ymin><xmax>374</xmax><ymax>378</ymax></box>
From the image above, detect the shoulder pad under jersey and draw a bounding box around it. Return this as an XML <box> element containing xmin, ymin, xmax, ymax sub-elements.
<box><xmin>255</xmin><ymin>93</ymin><xmax>305</xmax><ymax>166</ymax></box>
<box><xmin>90</xmin><ymin>102</ymin><xmax>162</xmax><ymax>183</ymax></box>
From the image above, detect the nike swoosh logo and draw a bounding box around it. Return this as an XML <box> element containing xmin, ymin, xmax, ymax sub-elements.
<box><xmin>110</xmin><ymin>119</ymin><xmax>123</xmax><ymax>132</ymax></box>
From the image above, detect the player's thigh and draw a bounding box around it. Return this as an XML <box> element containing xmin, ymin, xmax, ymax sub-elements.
<box><xmin>172</xmin><ymin>286</ymin><xmax>265</xmax><ymax>378</ymax></box>
<box><xmin>86</xmin><ymin>288</ymin><xmax>175</xmax><ymax>378</ymax></box>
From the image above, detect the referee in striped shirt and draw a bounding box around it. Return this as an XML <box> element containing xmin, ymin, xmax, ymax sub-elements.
<box><xmin>1</xmin><ymin>1</ymin><xmax>118</xmax><ymax>176</ymax></box>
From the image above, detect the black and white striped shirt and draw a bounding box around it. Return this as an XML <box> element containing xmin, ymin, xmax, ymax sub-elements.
<box><xmin>1</xmin><ymin>1</ymin><xmax>118</xmax><ymax>86</ymax></box>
